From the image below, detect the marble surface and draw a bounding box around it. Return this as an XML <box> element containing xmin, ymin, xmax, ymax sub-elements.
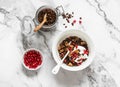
<box><xmin>0</xmin><ymin>0</ymin><xmax>120</xmax><ymax>87</ymax></box>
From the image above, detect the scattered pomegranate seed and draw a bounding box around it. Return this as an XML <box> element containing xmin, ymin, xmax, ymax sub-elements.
<box><xmin>73</xmin><ymin>20</ymin><xmax>76</xmax><ymax>23</ymax></box>
<box><xmin>79</xmin><ymin>21</ymin><xmax>82</xmax><ymax>24</ymax></box>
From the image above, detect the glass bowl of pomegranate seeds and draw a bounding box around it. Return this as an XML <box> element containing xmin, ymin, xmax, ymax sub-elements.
<box><xmin>52</xmin><ymin>29</ymin><xmax>95</xmax><ymax>71</ymax></box>
<box><xmin>22</xmin><ymin>48</ymin><xmax>43</xmax><ymax>70</ymax></box>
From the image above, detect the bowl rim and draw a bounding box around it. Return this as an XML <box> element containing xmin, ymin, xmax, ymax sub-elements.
<box><xmin>22</xmin><ymin>48</ymin><xmax>43</xmax><ymax>71</ymax></box>
<box><xmin>52</xmin><ymin>29</ymin><xmax>95</xmax><ymax>71</ymax></box>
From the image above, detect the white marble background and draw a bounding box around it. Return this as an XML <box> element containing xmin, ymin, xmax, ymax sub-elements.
<box><xmin>0</xmin><ymin>0</ymin><xmax>120</xmax><ymax>87</ymax></box>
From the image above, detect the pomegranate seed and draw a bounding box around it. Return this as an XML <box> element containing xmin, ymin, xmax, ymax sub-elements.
<box><xmin>68</xmin><ymin>47</ymin><xmax>72</xmax><ymax>52</ymax></box>
<box><xmin>73</xmin><ymin>20</ymin><xmax>76</xmax><ymax>23</ymax></box>
<box><xmin>79</xmin><ymin>21</ymin><xmax>82</xmax><ymax>24</ymax></box>
<box><xmin>75</xmin><ymin>45</ymin><xmax>78</xmax><ymax>49</ymax></box>
<box><xmin>84</xmin><ymin>50</ymin><xmax>89</xmax><ymax>55</ymax></box>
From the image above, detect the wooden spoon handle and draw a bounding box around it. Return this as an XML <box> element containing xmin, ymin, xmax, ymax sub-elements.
<box><xmin>34</xmin><ymin>20</ymin><xmax>46</xmax><ymax>32</ymax></box>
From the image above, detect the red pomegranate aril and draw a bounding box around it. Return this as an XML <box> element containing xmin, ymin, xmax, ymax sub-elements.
<box><xmin>79</xmin><ymin>21</ymin><xmax>82</xmax><ymax>24</ymax></box>
<box><xmin>37</xmin><ymin>58</ymin><xmax>39</xmax><ymax>61</ymax></box>
<box><xmin>77</xmin><ymin>62</ymin><xmax>82</xmax><ymax>66</ymax></box>
<box><xmin>64</xmin><ymin>59</ymin><xmax>67</xmax><ymax>63</ymax></box>
<box><xmin>73</xmin><ymin>20</ymin><xmax>76</xmax><ymax>23</ymax></box>
<box><xmin>75</xmin><ymin>45</ymin><xmax>78</xmax><ymax>49</ymax></box>
<box><xmin>24</xmin><ymin>49</ymin><xmax>42</xmax><ymax>69</ymax></box>
<box><xmin>84</xmin><ymin>50</ymin><xmax>89</xmax><ymax>55</ymax></box>
<box><xmin>68</xmin><ymin>47</ymin><xmax>72</xmax><ymax>51</ymax></box>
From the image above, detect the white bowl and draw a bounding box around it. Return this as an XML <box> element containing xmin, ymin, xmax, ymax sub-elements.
<box><xmin>22</xmin><ymin>48</ymin><xmax>43</xmax><ymax>71</ymax></box>
<box><xmin>52</xmin><ymin>29</ymin><xmax>95</xmax><ymax>71</ymax></box>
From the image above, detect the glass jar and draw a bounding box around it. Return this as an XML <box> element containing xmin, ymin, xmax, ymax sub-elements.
<box><xmin>21</xmin><ymin>5</ymin><xmax>64</xmax><ymax>36</ymax></box>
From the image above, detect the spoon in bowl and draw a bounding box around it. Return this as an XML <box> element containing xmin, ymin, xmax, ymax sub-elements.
<box><xmin>34</xmin><ymin>14</ymin><xmax>47</xmax><ymax>32</ymax></box>
<box><xmin>52</xmin><ymin>50</ymin><xmax>70</xmax><ymax>74</ymax></box>
<box><xmin>52</xmin><ymin>42</ymin><xmax>72</xmax><ymax>74</ymax></box>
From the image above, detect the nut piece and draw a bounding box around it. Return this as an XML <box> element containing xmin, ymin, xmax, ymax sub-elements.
<box><xmin>74</xmin><ymin>49</ymin><xmax>80</xmax><ymax>53</ymax></box>
<box><xmin>68</xmin><ymin>62</ymin><xmax>73</xmax><ymax>66</ymax></box>
<box><xmin>80</xmin><ymin>41</ymin><xmax>86</xmax><ymax>45</ymax></box>
<box><xmin>59</xmin><ymin>49</ymin><xmax>64</xmax><ymax>53</ymax></box>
